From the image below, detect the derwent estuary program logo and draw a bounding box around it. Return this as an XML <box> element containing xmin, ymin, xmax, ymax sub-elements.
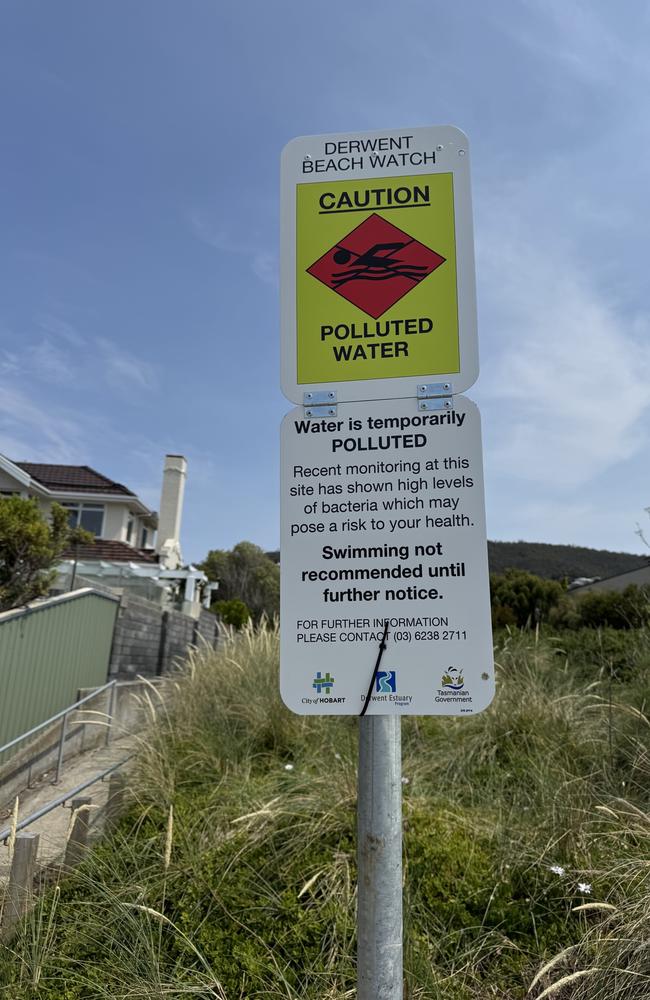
<box><xmin>370</xmin><ymin>670</ymin><xmax>412</xmax><ymax>707</ymax></box>
<box><xmin>306</xmin><ymin>214</ymin><xmax>446</xmax><ymax>318</ymax></box>
<box><xmin>375</xmin><ymin>670</ymin><xmax>397</xmax><ymax>693</ymax></box>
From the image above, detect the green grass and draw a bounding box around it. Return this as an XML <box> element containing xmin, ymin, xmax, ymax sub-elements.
<box><xmin>0</xmin><ymin>623</ymin><xmax>648</xmax><ymax>999</ymax></box>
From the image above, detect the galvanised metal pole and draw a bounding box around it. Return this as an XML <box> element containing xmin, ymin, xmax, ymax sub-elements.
<box><xmin>357</xmin><ymin>713</ymin><xmax>403</xmax><ymax>999</ymax></box>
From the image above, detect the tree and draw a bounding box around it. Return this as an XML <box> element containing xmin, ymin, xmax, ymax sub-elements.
<box><xmin>200</xmin><ymin>541</ymin><xmax>280</xmax><ymax>620</ymax></box>
<box><xmin>490</xmin><ymin>568</ymin><xmax>564</xmax><ymax>629</ymax></box>
<box><xmin>0</xmin><ymin>498</ymin><xmax>92</xmax><ymax>612</ymax></box>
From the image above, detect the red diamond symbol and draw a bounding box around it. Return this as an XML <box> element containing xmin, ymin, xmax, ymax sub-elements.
<box><xmin>306</xmin><ymin>213</ymin><xmax>446</xmax><ymax>319</ymax></box>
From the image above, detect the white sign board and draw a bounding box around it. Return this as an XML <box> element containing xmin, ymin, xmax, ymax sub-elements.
<box><xmin>280</xmin><ymin>125</ymin><xmax>478</xmax><ymax>404</ymax></box>
<box><xmin>280</xmin><ymin>395</ymin><xmax>494</xmax><ymax>715</ymax></box>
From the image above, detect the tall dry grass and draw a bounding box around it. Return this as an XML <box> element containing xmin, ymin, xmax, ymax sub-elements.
<box><xmin>0</xmin><ymin>621</ymin><xmax>647</xmax><ymax>999</ymax></box>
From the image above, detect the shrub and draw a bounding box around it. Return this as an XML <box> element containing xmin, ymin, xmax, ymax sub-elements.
<box><xmin>213</xmin><ymin>597</ymin><xmax>251</xmax><ymax>629</ymax></box>
<box><xmin>490</xmin><ymin>568</ymin><xmax>564</xmax><ymax>628</ymax></box>
<box><xmin>572</xmin><ymin>584</ymin><xmax>650</xmax><ymax>630</ymax></box>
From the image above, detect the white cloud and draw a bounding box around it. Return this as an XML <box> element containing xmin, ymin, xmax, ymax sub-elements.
<box><xmin>505</xmin><ymin>1</ymin><xmax>644</xmax><ymax>86</ymax></box>
<box><xmin>251</xmin><ymin>250</ymin><xmax>278</xmax><ymax>288</ymax></box>
<box><xmin>0</xmin><ymin>316</ymin><xmax>157</xmax><ymax>394</ymax></box>
<box><xmin>477</xmin><ymin>209</ymin><xmax>650</xmax><ymax>487</ymax></box>
<box><xmin>186</xmin><ymin>210</ymin><xmax>229</xmax><ymax>251</ymax></box>
<box><xmin>0</xmin><ymin>333</ymin><xmax>73</xmax><ymax>385</ymax></box>
<box><xmin>96</xmin><ymin>337</ymin><xmax>158</xmax><ymax>392</ymax></box>
<box><xmin>0</xmin><ymin>386</ymin><xmax>87</xmax><ymax>462</ymax></box>
<box><xmin>37</xmin><ymin>314</ymin><xmax>86</xmax><ymax>347</ymax></box>
<box><xmin>26</xmin><ymin>339</ymin><xmax>75</xmax><ymax>384</ymax></box>
<box><xmin>186</xmin><ymin>209</ymin><xmax>277</xmax><ymax>287</ymax></box>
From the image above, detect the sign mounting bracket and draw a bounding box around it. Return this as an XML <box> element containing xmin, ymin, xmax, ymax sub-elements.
<box><xmin>303</xmin><ymin>390</ymin><xmax>337</xmax><ymax>419</ymax></box>
<box><xmin>416</xmin><ymin>381</ymin><xmax>454</xmax><ymax>412</ymax></box>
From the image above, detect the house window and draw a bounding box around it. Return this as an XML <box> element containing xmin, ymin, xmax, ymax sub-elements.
<box><xmin>141</xmin><ymin>527</ymin><xmax>149</xmax><ymax>548</ymax></box>
<box><xmin>126</xmin><ymin>517</ymin><xmax>134</xmax><ymax>543</ymax></box>
<box><xmin>62</xmin><ymin>503</ymin><xmax>105</xmax><ymax>537</ymax></box>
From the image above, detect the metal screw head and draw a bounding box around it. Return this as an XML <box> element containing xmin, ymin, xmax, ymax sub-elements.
<box><xmin>419</xmin><ymin>385</ymin><xmax>427</xmax><ymax>392</ymax></box>
<box><xmin>444</xmin><ymin>383</ymin><xmax>450</xmax><ymax>390</ymax></box>
<box><xmin>328</xmin><ymin>392</ymin><xmax>334</xmax><ymax>399</ymax></box>
<box><xmin>306</xmin><ymin>392</ymin><xmax>313</xmax><ymax>399</ymax></box>
<box><xmin>444</xmin><ymin>400</ymin><xmax>452</xmax><ymax>408</ymax></box>
<box><xmin>328</xmin><ymin>408</ymin><xmax>335</xmax><ymax>415</ymax></box>
<box><xmin>419</xmin><ymin>402</ymin><xmax>427</xmax><ymax>410</ymax></box>
<box><xmin>481</xmin><ymin>672</ymin><xmax>489</xmax><ymax>681</ymax></box>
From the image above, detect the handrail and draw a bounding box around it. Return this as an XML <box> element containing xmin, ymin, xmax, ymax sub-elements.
<box><xmin>0</xmin><ymin>680</ymin><xmax>117</xmax><ymax>758</ymax></box>
<box><xmin>0</xmin><ymin>755</ymin><xmax>133</xmax><ymax>843</ymax></box>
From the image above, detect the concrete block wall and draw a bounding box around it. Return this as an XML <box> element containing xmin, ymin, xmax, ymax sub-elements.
<box><xmin>109</xmin><ymin>595</ymin><xmax>219</xmax><ymax>677</ymax></box>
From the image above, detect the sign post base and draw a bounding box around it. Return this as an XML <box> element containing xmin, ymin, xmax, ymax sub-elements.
<box><xmin>357</xmin><ymin>714</ymin><xmax>403</xmax><ymax>999</ymax></box>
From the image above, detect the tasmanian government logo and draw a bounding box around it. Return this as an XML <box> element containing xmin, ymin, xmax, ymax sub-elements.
<box><xmin>441</xmin><ymin>667</ymin><xmax>464</xmax><ymax>691</ymax></box>
<box><xmin>436</xmin><ymin>667</ymin><xmax>472</xmax><ymax>706</ymax></box>
<box><xmin>306</xmin><ymin>214</ymin><xmax>446</xmax><ymax>318</ymax></box>
<box><xmin>376</xmin><ymin>670</ymin><xmax>397</xmax><ymax>693</ymax></box>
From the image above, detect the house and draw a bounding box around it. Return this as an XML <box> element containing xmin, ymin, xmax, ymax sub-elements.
<box><xmin>568</xmin><ymin>563</ymin><xmax>650</xmax><ymax>596</ymax></box>
<box><xmin>0</xmin><ymin>452</ymin><xmax>217</xmax><ymax>615</ymax></box>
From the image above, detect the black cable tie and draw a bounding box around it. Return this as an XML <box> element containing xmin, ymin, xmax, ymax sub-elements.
<box><xmin>359</xmin><ymin>620</ymin><xmax>389</xmax><ymax>717</ymax></box>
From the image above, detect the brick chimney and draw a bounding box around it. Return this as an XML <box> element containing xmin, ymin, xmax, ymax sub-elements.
<box><xmin>156</xmin><ymin>454</ymin><xmax>187</xmax><ymax>569</ymax></box>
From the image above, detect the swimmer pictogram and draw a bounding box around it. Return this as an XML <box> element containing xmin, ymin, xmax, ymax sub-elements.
<box><xmin>307</xmin><ymin>214</ymin><xmax>446</xmax><ymax>319</ymax></box>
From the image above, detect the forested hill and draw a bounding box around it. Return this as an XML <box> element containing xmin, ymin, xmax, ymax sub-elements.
<box><xmin>488</xmin><ymin>540</ymin><xmax>648</xmax><ymax>581</ymax></box>
<box><xmin>268</xmin><ymin>542</ymin><xmax>647</xmax><ymax>581</ymax></box>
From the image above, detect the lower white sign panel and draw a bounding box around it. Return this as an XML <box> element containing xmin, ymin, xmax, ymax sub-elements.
<box><xmin>280</xmin><ymin>395</ymin><xmax>494</xmax><ymax>715</ymax></box>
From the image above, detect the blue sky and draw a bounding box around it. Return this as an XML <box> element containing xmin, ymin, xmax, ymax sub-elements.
<box><xmin>2</xmin><ymin>0</ymin><xmax>650</xmax><ymax>562</ymax></box>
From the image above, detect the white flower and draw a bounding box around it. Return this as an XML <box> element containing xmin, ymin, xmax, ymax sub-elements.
<box><xmin>283</xmin><ymin>763</ymin><xmax>294</xmax><ymax>771</ymax></box>
<box><xmin>401</xmin><ymin>777</ymin><xmax>410</xmax><ymax>785</ymax></box>
<box><xmin>549</xmin><ymin>865</ymin><xmax>566</xmax><ymax>876</ymax></box>
<box><xmin>577</xmin><ymin>882</ymin><xmax>592</xmax><ymax>894</ymax></box>
<box><xmin>334</xmin><ymin>753</ymin><xmax>341</xmax><ymax>760</ymax></box>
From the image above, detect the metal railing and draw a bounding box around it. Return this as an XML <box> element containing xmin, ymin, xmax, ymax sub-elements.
<box><xmin>0</xmin><ymin>680</ymin><xmax>118</xmax><ymax>785</ymax></box>
<box><xmin>0</xmin><ymin>755</ymin><xmax>133</xmax><ymax>843</ymax></box>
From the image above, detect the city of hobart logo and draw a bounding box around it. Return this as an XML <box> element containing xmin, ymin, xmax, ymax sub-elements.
<box><xmin>376</xmin><ymin>670</ymin><xmax>397</xmax><ymax>693</ymax></box>
<box><xmin>309</xmin><ymin>671</ymin><xmax>345</xmax><ymax>705</ymax></box>
<box><xmin>312</xmin><ymin>671</ymin><xmax>335</xmax><ymax>694</ymax></box>
<box><xmin>306</xmin><ymin>214</ymin><xmax>446</xmax><ymax>318</ymax></box>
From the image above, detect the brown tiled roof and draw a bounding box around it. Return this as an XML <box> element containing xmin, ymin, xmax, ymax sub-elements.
<box><xmin>61</xmin><ymin>540</ymin><xmax>159</xmax><ymax>563</ymax></box>
<box><xmin>17</xmin><ymin>463</ymin><xmax>135</xmax><ymax>497</ymax></box>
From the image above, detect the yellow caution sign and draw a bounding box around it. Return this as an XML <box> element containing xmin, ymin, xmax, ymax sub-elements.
<box><xmin>296</xmin><ymin>173</ymin><xmax>459</xmax><ymax>385</ymax></box>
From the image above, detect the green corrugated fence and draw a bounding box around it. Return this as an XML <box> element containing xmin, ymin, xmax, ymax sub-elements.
<box><xmin>0</xmin><ymin>588</ymin><xmax>119</xmax><ymax>755</ymax></box>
